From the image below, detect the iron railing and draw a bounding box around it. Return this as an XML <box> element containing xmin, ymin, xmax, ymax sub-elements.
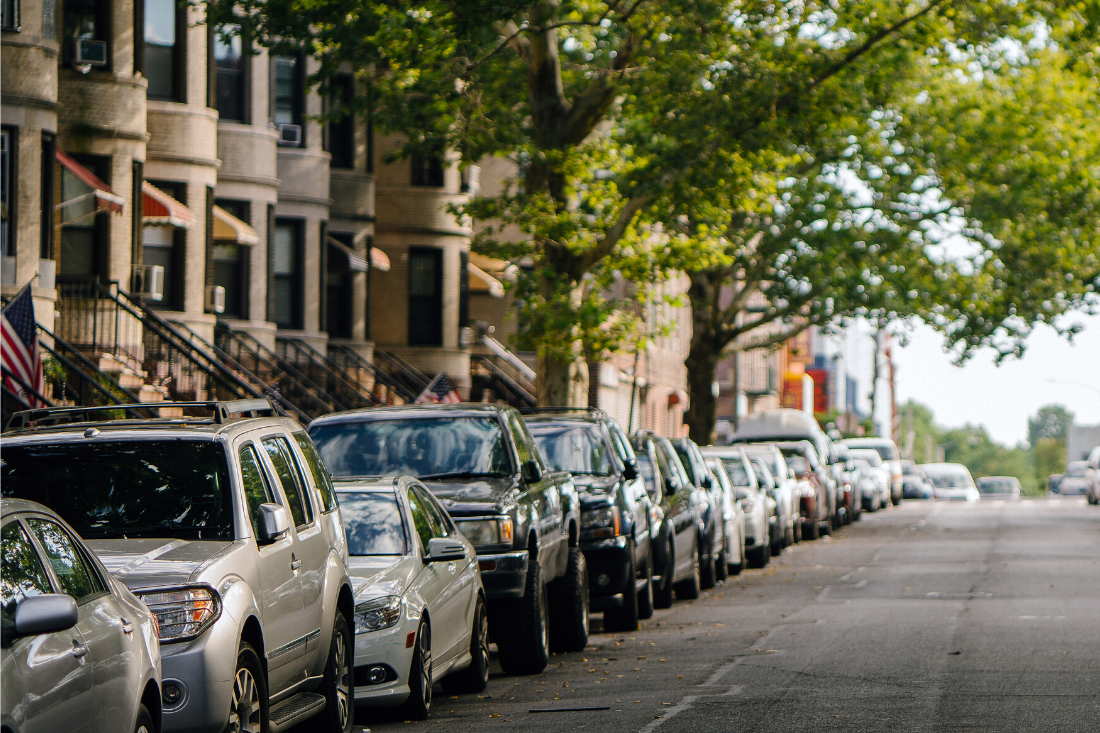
<box><xmin>276</xmin><ymin>337</ymin><xmax>379</xmax><ymax>411</ymax></box>
<box><xmin>374</xmin><ymin>351</ymin><xmax>430</xmax><ymax>397</ymax></box>
<box><xmin>328</xmin><ymin>344</ymin><xmax>418</xmax><ymax>404</ymax></box>
<box><xmin>471</xmin><ymin>355</ymin><xmax>536</xmax><ymax>408</ymax></box>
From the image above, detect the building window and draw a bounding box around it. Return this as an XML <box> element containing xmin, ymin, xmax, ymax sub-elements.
<box><xmin>59</xmin><ymin>154</ymin><xmax>110</xmax><ymax>279</ymax></box>
<box><xmin>272</xmin><ymin>219</ymin><xmax>303</xmax><ymax>329</ymax></box>
<box><xmin>1</xmin><ymin>128</ymin><xmax>13</xmax><ymax>258</ymax></box>
<box><xmin>326</xmin><ymin>75</ymin><xmax>354</xmax><ymax>169</ymax></box>
<box><xmin>62</xmin><ymin>0</ymin><xmax>109</xmax><ymax>67</ymax></box>
<box><xmin>410</xmin><ymin>153</ymin><xmax>444</xmax><ymax>187</ymax></box>
<box><xmin>214</xmin><ymin>26</ymin><xmax>248</xmax><ymax>122</ymax></box>
<box><xmin>144</xmin><ymin>0</ymin><xmax>183</xmax><ymax>100</ymax></box>
<box><xmin>40</xmin><ymin>133</ymin><xmax>55</xmax><ymax>259</ymax></box>
<box><xmin>143</xmin><ymin>179</ymin><xmax>184</xmax><ymax>309</ymax></box>
<box><xmin>214</xmin><ymin>198</ymin><xmax>250</xmax><ymax>319</ymax></box>
<box><xmin>272</xmin><ymin>55</ymin><xmax>304</xmax><ymax>147</ymax></box>
<box><xmin>2</xmin><ymin>0</ymin><xmax>20</xmax><ymax>31</ymax></box>
<box><xmin>325</xmin><ymin>233</ymin><xmax>353</xmax><ymax>338</ymax></box>
<box><xmin>408</xmin><ymin>247</ymin><xmax>443</xmax><ymax>346</ymax></box>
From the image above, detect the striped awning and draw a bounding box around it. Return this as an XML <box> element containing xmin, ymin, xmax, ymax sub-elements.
<box><xmin>213</xmin><ymin>206</ymin><xmax>259</xmax><ymax>245</ymax></box>
<box><xmin>142</xmin><ymin>182</ymin><xmax>195</xmax><ymax>228</ymax></box>
<box><xmin>56</xmin><ymin>150</ymin><xmax>125</xmax><ymax>223</ymax></box>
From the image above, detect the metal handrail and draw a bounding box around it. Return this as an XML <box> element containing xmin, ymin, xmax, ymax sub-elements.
<box><xmin>471</xmin><ymin>354</ymin><xmax>536</xmax><ymax>408</ymax></box>
<box><xmin>276</xmin><ymin>337</ymin><xmax>377</xmax><ymax>409</ymax></box>
<box><xmin>328</xmin><ymin>344</ymin><xmax>419</xmax><ymax>403</ymax></box>
<box><xmin>375</xmin><ymin>351</ymin><xmax>431</xmax><ymax>394</ymax></box>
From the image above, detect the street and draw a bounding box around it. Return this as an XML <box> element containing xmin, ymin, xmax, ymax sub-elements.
<box><xmin>355</xmin><ymin>498</ymin><xmax>1100</xmax><ymax>732</ymax></box>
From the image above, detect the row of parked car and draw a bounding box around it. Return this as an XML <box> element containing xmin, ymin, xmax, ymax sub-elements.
<box><xmin>1</xmin><ymin>401</ymin><xmax>903</xmax><ymax>733</ymax></box>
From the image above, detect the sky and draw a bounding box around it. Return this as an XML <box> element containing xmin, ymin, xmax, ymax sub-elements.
<box><xmin>890</xmin><ymin>313</ymin><xmax>1100</xmax><ymax>446</ymax></box>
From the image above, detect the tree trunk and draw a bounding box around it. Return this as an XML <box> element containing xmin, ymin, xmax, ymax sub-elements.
<box><xmin>586</xmin><ymin>359</ymin><xmax>600</xmax><ymax>408</ymax></box>
<box><xmin>537</xmin><ymin>352</ymin><xmax>574</xmax><ymax>407</ymax></box>
<box><xmin>684</xmin><ymin>335</ymin><xmax>721</xmax><ymax>445</ymax></box>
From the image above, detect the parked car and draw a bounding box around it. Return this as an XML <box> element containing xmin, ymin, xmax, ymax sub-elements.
<box><xmin>335</xmin><ymin>477</ymin><xmax>487</xmax><ymax>720</ymax></box>
<box><xmin>525</xmin><ymin>410</ymin><xmax>654</xmax><ymax>632</ymax></box>
<box><xmin>842</xmin><ymin>437</ymin><xmax>903</xmax><ymax>505</ymax></box>
<box><xmin>833</xmin><ymin>444</ymin><xmax>863</xmax><ymax>521</ymax></box>
<box><xmin>701</xmin><ymin>457</ymin><xmax>747</xmax><ymax>575</ymax></box>
<box><xmin>976</xmin><ymin>476</ymin><xmax>1022</xmax><ymax>500</ymax></box>
<box><xmin>700</xmin><ymin>447</ymin><xmax>770</xmax><ymax>570</ymax></box>
<box><xmin>901</xmin><ymin>472</ymin><xmax>935</xmax><ymax>500</ymax></box>
<box><xmin>742</xmin><ymin>444</ymin><xmax>800</xmax><ymax>550</ymax></box>
<box><xmin>1056</xmin><ymin>461</ymin><xmax>1093</xmax><ymax>496</ymax></box>
<box><xmin>2</xmin><ymin>499</ymin><xmax>162</xmax><ymax>733</ymax></box>
<box><xmin>772</xmin><ymin>440</ymin><xmax>835</xmax><ymax>540</ymax></box>
<box><xmin>920</xmin><ymin>463</ymin><xmax>981</xmax><ymax>502</ymax></box>
<box><xmin>672</xmin><ymin>438</ymin><xmax>724</xmax><ymax>588</ymax></box>
<box><xmin>308</xmin><ymin>404</ymin><xmax>586</xmax><ymax>675</ymax></box>
<box><xmin>2</xmin><ymin>400</ymin><xmax>355</xmax><ymax>733</ymax></box>
<box><xmin>850</xmin><ymin>449</ymin><xmax>892</xmax><ymax>510</ymax></box>
<box><xmin>631</xmin><ymin>432</ymin><xmax>708</xmax><ymax>606</ymax></box>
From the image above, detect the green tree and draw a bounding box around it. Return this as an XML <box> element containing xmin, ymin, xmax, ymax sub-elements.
<box><xmin>1028</xmin><ymin>404</ymin><xmax>1074</xmax><ymax>444</ymax></box>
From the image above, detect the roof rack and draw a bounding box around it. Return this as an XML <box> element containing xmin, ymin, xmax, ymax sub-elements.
<box><xmin>518</xmin><ymin>406</ymin><xmax>608</xmax><ymax>417</ymax></box>
<box><xmin>5</xmin><ymin>398</ymin><xmax>277</xmax><ymax>431</ymax></box>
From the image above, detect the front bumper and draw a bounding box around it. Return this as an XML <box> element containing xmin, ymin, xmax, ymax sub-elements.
<box><xmin>352</xmin><ymin>617</ymin><xmax>416</xmax><ymax>707</ymax></box>
<box><xmin>158</xmin><ymin>617</ymin><xmax>241</xmax><ymax>733</ymax></box>
<box><xmin>474</xmin><ymin>550</ymin><xmax>529</xmax><ymax>599</ymax></box>
<box><xmin>579</xmin><ymin>535</ymin><xmax>631</xmax><ymax>609</ymax></box>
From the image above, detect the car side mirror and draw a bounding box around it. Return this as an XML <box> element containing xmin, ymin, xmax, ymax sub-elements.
<box><xmin>426</xmin><ymin>537</ymin><xmax>467</xmax><ymax>563</ymax></box>
<box><xmin>664</xmin><ymin>477</ymin><xmax>679</xmax><ymax>497</ymax></box>
<box><xmin>9</xmin><ymin>594</ymin><xmax>79</xmax><ymax>644</ymax></box>
<box><xmin>622</xmin><ymin>462</ymin><xmax>638</xmax><ymax>481</ymax></box>
<box><xmin>256</xmin><ymin>503</ymin><xmax>291</xmax><ymax>544</ymax></box>
<box><xmin>522</xmin><ymin>459</ymin><xmax>543</xmax><ymax>483</ymax></box>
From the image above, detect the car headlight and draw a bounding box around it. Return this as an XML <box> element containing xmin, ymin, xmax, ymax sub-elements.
<box><xmin>581</xmin><ymin>506</ymin><xmax>621</xmax><ymax>537</ymax></box>
<box><xmin>354</xmin><ymin>596</ymin><xmax>402</xmax><ymax>634</ymax></box>
<box><xmin>137</xmin><ymin>586</ymin><xmax>220</xmax><ymax>643</ymax></box>
<box><xmin>455</xmin><ymin>516</ymin><xmax>514</xmax><ymax>548</ymax></box>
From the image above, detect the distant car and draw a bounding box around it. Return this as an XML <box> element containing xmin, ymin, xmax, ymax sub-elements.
<box><xmin>976</xmin><ymin>476</ymin><xmax>1022</xmax><ymax>500</ymax></box>
<box><xmin>2</xmin><ymin>499</ymin><xmax>162</xmax><ymax>733</ymax></box>
<box><xmin>741</xmin><ymin>444</ymin><xmax>800</xmax><ymax>548</ymax></box>
<box><xmin>672</xmin><ymin>438</ymin><xmax>724</xmax><ymax>589</ymax></box>
<box><xmin>700</xmin><ymin>447</ymin><xmax>770</xmax><ymax>571</ymax></box>
<box><xmin>842</xmin><ymin>437</ymin><xmax>903</xmax><ymax>505</ymax></box>
<box><xmin>701</xmin><ymin>458</ymin><xmax>747</xmax><ymax>576</ymax></box>
<box><xmin>771</xmin><ymin>440</ymin><xmax>834</xmax><ymax>539</ymax></box>
<box><xmin>336</xmin><ymin>477</ymin><xmax>487</xmax><ymax>719</ymax></box>
<box><xmin>920</xmin><ymin>463</ymin><xmax>981</xmax><ymax>502</ymax></box>
<box><xmin>901</xmin><ymin>473</ymin><xmax>935</xmax><ymax>500</ymax></box>
<box><xmin>849</xmin><ymin>449</ymin><xmax>892</xmax><ymax>509</ymax></box>
<box><xmin>1056</xmin><ymin>461</ymin><xmax>1092</xmax><ymax>496</ymax></box>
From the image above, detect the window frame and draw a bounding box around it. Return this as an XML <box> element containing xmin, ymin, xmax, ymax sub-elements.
<box><xmin>259</xmin><ymin>434</ymin><xmax>315</xmax><ymax>529</ymax></box>
<box><xmin>237</xmin><ymin>442</ymin><xmax>276</xmax><ymax>538</ymax></box>
<box><xmin>271</xmin><ymin>217</ymin><xmax>304</xmax><ymax>329</ymax></box>
<box><xmin>271</xmin><ymin>54</ymin><xmax>305</xmax><ymax>147</ymax></box>
<box><xmin>0</xmin><ymin>519</ymin><xmax>54</xmax><ymax>616</ymax></box>
<box><xmin>291</xmin><ymin>432</ymin><xmax>340</xmax><ymax>514</ymax></box>
<box><xmin>62</xmin><ymin>0</ymin><xmax>112</xmax><ymax>69</ymax></box>
<box><xmin>325</xmin><ymin>74</ymin><xmax>355</xmax><ymax>169</ymax></box>
<box><xmin>407</xmin><ymin>246</ymin><xmax>443</xmax><ymax>346</ymax></box>
<box><xmin>410</xmin><ymin>152</ymin><xmax>444</xmax><ymax>187</ymax></box>
<box><xmin>23</xmin><ymin>515</ymin><xmax>109</xmax><ymax>606</ymax></box>
<box><xmin>142</xmin><ymin>0</ymin><xmax>187</xmax><ymax>102</ymax></box>
<box><xmin>0</xmin><ymin>126</ymin><xmax>14</xmax><ymax>259</ymax></box>
<box><xmin>1</xmin><ymin>0</ymin><xmax>20</xmax><ymax>32</ymax></box>
<box><xmin>212</xmin><ymin>24</ymin><xmax>250</xmax><ymax>123</ymax></box>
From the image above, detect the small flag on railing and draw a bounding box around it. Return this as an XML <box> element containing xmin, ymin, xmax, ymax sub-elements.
<box><xmin>415</xmin><ymin>372</ymin><xmax>462</xmax><ymax>404</ymax></box>
<box><xmin>1</xmin><ymin>286</ymin><xmax>46</xmax><ymax>407</ymax></box>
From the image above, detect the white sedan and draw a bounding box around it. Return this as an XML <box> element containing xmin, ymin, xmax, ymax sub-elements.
<box><xmin>336</xmin><ymin>477</ymin><xmax>488</xmax><ymax>720</ymax></box>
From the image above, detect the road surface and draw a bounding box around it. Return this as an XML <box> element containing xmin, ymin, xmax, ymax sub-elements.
<box><xmin>353</xmin><ymin>497</ymin><xmax>1100</xmax><ymax>732</ymax></box>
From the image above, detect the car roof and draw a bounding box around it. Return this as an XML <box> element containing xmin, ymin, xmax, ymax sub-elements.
<box><xmin>309</xmin><ymin>403</ymin><xmax>511</xmax><ymax>428</ymax></box>
<box><xmin>0</xmin><ymin>498</ymin><xmax>58</xmax><ymax>518</ymax></box>
<box><xmin>0</xmin><ymin>416</ymin><xmax>304</xmax><ymax>446</ymax></box>
<box><xmin>732</xmin><ymin>409</ymin><xmax>822</xmax><ymax>440</ymax></box>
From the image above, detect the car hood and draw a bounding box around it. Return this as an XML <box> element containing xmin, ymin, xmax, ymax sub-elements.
<box><xmin>423</xmin><ymin>476</ymin><xmax>518</xmax><ymax>513</ymax></box>
<box><xmin>87</xmin><ymin>538</ymin><xmax>237</xmax><ymax>590</ymax></box>
<box><xmin>572</xmin><ymin>475</ymin><xmax>619</xmax><ymax>506</ymax></box>
<box><xmin>348</xmin><ymin>554</ymin><xmax>421</xmax><ymax>601</ymax></box>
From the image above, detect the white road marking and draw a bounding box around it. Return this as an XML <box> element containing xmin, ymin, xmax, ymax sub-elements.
<box><xmin>638</xmin><ymin>695</ymin><xmax>699</xmax><ymax>733</ymax></box>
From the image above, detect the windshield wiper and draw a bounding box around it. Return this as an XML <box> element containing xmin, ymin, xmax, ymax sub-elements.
<box><xmin>418</xmin><ymin>471</ymin><xmax>506</xmax><ymax>480</ymax></box>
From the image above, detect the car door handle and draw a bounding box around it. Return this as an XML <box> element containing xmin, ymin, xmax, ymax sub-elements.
<box><xmin>72</xmin><ymin>640</ymin><xmax>89</xmax><ymax>659</ymax></box>
<box><xmin>290</xmin><ymin>558</ymin><xmax>302</xmax><ymax>570</ymax></box>
<box><xmin>121</xmin><ymin>618</ymin><xmax>135</xmax><ymax>634</ymax></box>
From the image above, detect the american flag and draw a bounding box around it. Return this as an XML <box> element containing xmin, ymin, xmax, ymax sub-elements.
<box><xmin>1</xmin><ymin>287</ymin><xmax>46</xmax><ymax>407</ymax></box>
<box><xmin>415</xmin><ymin>372</ymin><xmax>462</xmax><ymax>404</ymax></box>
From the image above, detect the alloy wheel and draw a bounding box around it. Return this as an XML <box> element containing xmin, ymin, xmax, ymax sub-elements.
<box><xmin>475</xmin><ymin>605</ymin><xmax>490</xmax><ymax>672</ymax></box>
<box><xmin>419</xmin><ymin>625</ymin><xmax>433</xmax><ymax>710</ymax></box>
<box><xmin>228</xmin><ymin>666</ymin><xmax>262</xmax><ymax>733</ymax></box>
<box><xmin>333</xmin><ymin>626</ymin><xmax>351</xmax><ymax>729</ymax></box>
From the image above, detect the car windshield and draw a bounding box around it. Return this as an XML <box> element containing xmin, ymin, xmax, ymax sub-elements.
<box><xmin>718</xmin><ymin>458</ymin><xmax>752</xmax><ymax>487</ymax></box>
<box><xmin>636</xmin><ymin>454</ymin><xmax>661</xmax><ymax>500</ymax></box>
<box><xmin>926</xmin><ymin>471</ymin><xmax>973</xmax><ymax>489</ymax></box>
<box><xmin>1065</xmin><ymin>463</ymin><xmax>1088</xmax><ymax>478</ymax></box>
<box><xmin>309</xmin><ymin>417</ymin><xmax>512</xmax><ymax>478</ymax></box>
<box><xmin>901</xmin><ymin>462</ymin><xmax>917</xmax><ymax>476</ymax></box>
<box><xmin>530</xmin><ymin>424</ymin><xmax>614</xmax><ymax>476</ymax></box>
<box><xmin>979</xmin><ymin>479</ymin><xmax>1015</xmax><ymax>494</ymax></box>
<box><xmin>0</xmin><ymin>440</ymin><xmax>233</xmax><ymax>540</ymax></box>
<box><xmin>784</xmin><ymin>455</ymin><xmax>810</xmax><ymax>475</ymax></box>
<box><xmin>745</xmin><ymin>450</ymin><xmax>785</xmax><ymax>479</ymax></box>
<box><xmin>338</xmin><ymin>492</ymin><xmax>408</xmax><ymax>555</ymax></box>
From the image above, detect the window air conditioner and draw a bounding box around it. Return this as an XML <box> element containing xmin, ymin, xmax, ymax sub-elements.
<box><xmin>206</xmin><ymin>285</ymin><xmax>226</xmax><ymax>314</ymax></box>
<box><xmin>131</xmin><ymin>264</ymin><xmax>165</xmax><ymax>302</ymax></box>
<box><xmin>74</xmin><ymin>39</ymin><xmax>108</xmax><ymax>66</ymax></box>
<box><xmin>277</xmin><ymin>124</ymin><xmax>302</xmax><ymax>146</ymax></box>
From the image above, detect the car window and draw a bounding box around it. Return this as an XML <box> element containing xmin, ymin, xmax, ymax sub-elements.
<box><xmin>506</xmin><ymin>413</ymin><xmax>537</xmax><ymax>466</ymax></box>
<box><xmin>720</xmin><ymin>457</ymin><xmax>755</xmax><ymax>490</ymax></box>
<box><xmin>608</xmin><ymin>424</ymin><xmax>637</xmax><ymax>465</ymax></box>
<box><xmin>263</xmin><ymin>437</ymin><xmax>313</xmax><ymax>528</ymax></box>
<box><xmin>707</xmin><ymin>460</ymin><xmax>733</xmax><ymax>495</ymax></box>
<box><xmin>414</xmin><ymin>483</ymin><xmax>452</xmax><ymax>536</ymax></box>
<box><xmin>636</xmin><ymin>453</ymin><xmax>662</xmax><ymax>502</ymax></box>
<box><xmin>294</xmin><ymin>432</ymin><xmax>339</xmax><ymax>513</ymax></box>
<box><xmin>338</xmin><ymin>492</ymin><xmax>407</xmax><ymax>555</ymax></box>
<box><xmin>25</xmin><ymin>519</ymin><xmax>104</xmax><ymax>603</ymax></box>
<box><xmin>530</xmin><ymin>424</ymin><xmax>615</xmax><ymax>476</ymax></box>
<box><xmin>239</xmin><ymin>444</ymin><xmax>274</xmax><ymax>536</ymax></box>
<box><xmin>1</xmin><ymin>521</ymin><xmax>54</xmax><ymax>622</ymax></box>
<box><xmin>406</xmin><ymin>485</ymin><xmax>443</xmax><ymax>553</ymax></box>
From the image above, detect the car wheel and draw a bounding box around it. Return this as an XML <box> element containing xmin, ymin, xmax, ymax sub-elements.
<box><xmin>802</xmin><ymin>519</ymin><xmax>820</xmax><ymax>541</ymax></box>
<box><xmin>134</xmin><ymin>704</ymin><xmax>155</xmax><ymax>733</ymax></box>
<box><xmin>653</xmin><ymin>537</ymin><xmax>675</xmax><ymax>609</ymax></box>
<box><xmin>699</xmin><ymin>533</ymin><xmax>717</xmax><ymax>590</ymax></box>
<box><xmin>398</xmin><ymin>620</ymin><xmax>432</xmax><ymax>720</ymax></box>
<box><xmin>792</xmin><ymin>517</ymin><xmax>802</xmax><ymax>543</ymax></box>
<box><xmin>715</xmin><ymin>542</ymin><xmax>729</xmax><ymax>582</ymax></box>
<box><xmin>728</xmin><ymin>536</ymin><xmax>745</xmax><ymax>576</ymax></box>
<box><xmin>637</xmin><ymin>549</ymin><xmax>655</xmax><ymax>619</ymax></box>
<box><xmin>892</xmin><ymin>494</ymin><xmax>902</xmax><ymax>506</ymax></box>
<box><xmin>318</xmin><ymin>612</ymin><xmax>353</xmax><ymax>733</ymax></box>
<box><xmin>227</xmin><ymin>642</ymin><xmax>268</xmax><ymax>733</ymax></box>
<box><xmin>674</xmin><ymin>540</ymin><xmax>700</xmax><ymax>601</ymax></box>
<box><xmin>549</xmin><ymin>546</ymin><xmax>590</xmax><ymax>652</ymax></box>
<box><xmin>443</xmin><ymin>596</ymin><xmax>489</xmax><ymax>694</ymax></box>
<box><xmin>604</xmin><ymin>538</ymin><xmax>640</xmax><ymax>632</ymax></box>
<box><xmin>496</xmin><ymin>559</ymin><xmax>550</xmax><ymax>675</ymax></box>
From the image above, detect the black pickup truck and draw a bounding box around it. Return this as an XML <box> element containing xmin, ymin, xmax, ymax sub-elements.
<box><xmin>308</xmin><ymin>404</ymin><xmax>586</xmax><ymax>675</ymax></box>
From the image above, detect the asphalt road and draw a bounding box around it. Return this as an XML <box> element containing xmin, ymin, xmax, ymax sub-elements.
<box><xmin>352</xmin><ymin>497</ymin><xmax>1100</xmax><ymax>733</ymax></box>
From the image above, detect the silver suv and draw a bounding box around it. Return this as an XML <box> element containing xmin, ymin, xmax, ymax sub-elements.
<box><xmin>1</xmin><ymin>400</ymin><xmax>354</xmax><ymax>733</ymax></box>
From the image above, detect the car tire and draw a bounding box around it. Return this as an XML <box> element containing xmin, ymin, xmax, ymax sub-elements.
<box><xmin>746</xmin><ymin>543</ymin><xmax>769</xmax><ymax>569</ymax></box>
<box><xmin>653</xmin><ymin>536</ymin><xmax>675</xmax><ymax>609</ymax></box>
<box><xmin>549</xmin><ymin>547</ymin><xmax>590</xmax><ymax>652</ymax></box>
<box><xmin>637</xmin><ymin>549</ymin><xmax>655</xmax><ymax>620</ymax></box>
<box><xmin>699</xmin><ymin>533</ymin><xmax>717</xmax><ymax>590</ymax></box>
<box><xmin>728</xmin><ymin>536</ymin><xmax>744</xmax><ymax>576</ymax></box>
<box><xmin>496</xmin><ymin>560</ymin><xmax>550</xmax><ymax>675</ymax></box>
<box><xmin>604</xmin><ymin>539</ymin><xmax>640</xmax><ymax>632</ymax></box>
<box><xmin>134</xmin><ymin>704</ymin><xmax>155</xmax><ymax>733</ymax></box>
<box><xmin>318</xmin><ymin>612</ymin><xmax>353</xmax><ymax>733</ymax></box>
<box><xmin>398</xmin><ymin>620</ymin><xmax>432</xmax><ymax>720</ymax></box>
<box><xmin>792</xmin><ymin>517</ymin><xmax>802</xmax><ymax>543</ymax></box>
<box><xmin>802</xmin><ymin>519</ymin><xmax>820</xmax><ymax>541</ymax></box>
<box><xmin>715</xmin><ymin>543</ymin><xmax>729</xmax><ymax>582</ymax></box>
<box><xmin>892</xmin><ymin>494</ymin><xmax>902</xmax><ymax>506</ymax></box>
<box><xmin>443</xmin><ymin>596</ymin><xmax>489</xmax><ymax>694</ymax></box>
<box><xmin>228</xmin><ymin>642</ymin><xmax>268</xmax><ymax>733</ymax></box>
<box><xmin>674</xmin><ymin>540</ymin><xmax>700</xmax><ymax>601</ymax></box>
